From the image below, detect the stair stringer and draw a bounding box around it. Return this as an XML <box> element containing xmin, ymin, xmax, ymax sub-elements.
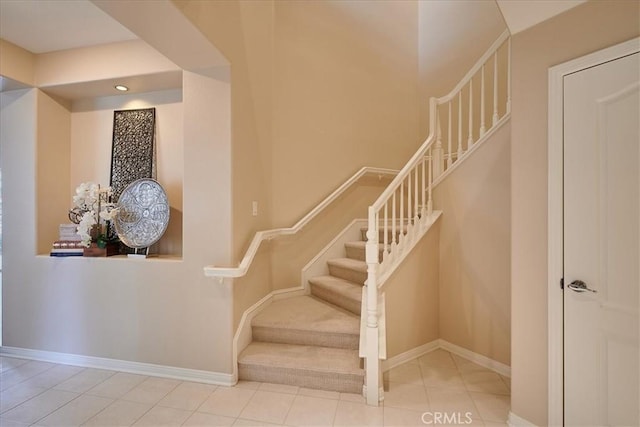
<box><xmin>359</xmin><ymin>210</ymin><xmax>442</xmax><ymax>375</ymax></box>
<box><xmin>376</xmin><ymin>210</ymin><xmax>442</xmax><ymax>289</ymax></box>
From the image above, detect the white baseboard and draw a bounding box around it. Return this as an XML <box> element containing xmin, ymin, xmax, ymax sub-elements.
<box><xmin>0</xmin><ymin>346</ymin><xmax>234</xmax><ymax>386</ymax></box>
<box><xmin>381</xmin><ymin>340</ymin><xmax>440</xmax><ymax>372</ymax></box>
<box><xmin>508</xmin><ymin>411</ymin><xmax>538</xmax><ymax>427</ymax></box>
<box><xmin>381</xmin><ymin>339</ymin><xmax>511</xmax><ymax>378</ymax></box>
<box><xmin>232</xmin><ymin>285</ymin><xmax>306</xmax><ymax>383</ymax></box>
<box><xmin>439</xmin><ymin>339</ymin><xmax>511</xmax><ymax>378</ymax></box>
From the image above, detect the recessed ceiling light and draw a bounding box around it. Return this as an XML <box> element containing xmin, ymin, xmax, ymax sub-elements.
<box><xmin>114</xmin><ymin>85</ymin><xmax>129</xmax><ymax>92</ymax></box>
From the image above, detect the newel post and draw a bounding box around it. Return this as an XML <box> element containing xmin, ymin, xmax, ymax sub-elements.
<box><xmin>365</xmin><ymin>207</ymin><xmax>381</xmax><ymax>405</ymax></box>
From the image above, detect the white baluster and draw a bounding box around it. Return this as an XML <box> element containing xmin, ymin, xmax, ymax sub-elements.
<box><xmin>366</xmin><ymin>209</ymin><xmax>378</xmax><ymax>329</ymax></box>
<box><xmin>467</xmin><ymin>79</ymin><xmax>473</xmax><ymax>147</ymax></box>
<box><xmin>392</xmin><ymin>192</ymin><xmax>397</xmax><ymax>252</ymax></box>
<box><xmin>383</xmin><ymin>202</ymin><xmax>388</xmax><ymax>261</ymax></box>
<box><xmin>457</xmin><ymin>91</ymin><xmax>463</xmax><ymax>159</ymax></box>
<box><xmin>480</xmin><ymin>64</ymin><xmax>486</xmax><ymax>136</ymax></box>
<box><xmin>447</xmin><ymin>101</ymin><xmax>453</xmax><ymax>168</ymax></box>
<box><xmin>399</xmin><ymin>182</ymin><xmax>404</xmax><ymax>244</ymax></box>
<box><xmin>507</xmin><ymin>38</ymin><xmax>512</xmax><ymax>114</ymax></box>
<box><xmin>434</xmin><ymin>114</ymin><xmax>443</xmax><ymax>177</ymax></box>
<box><xmin>407</xmin><ymin>174</ymin><xmax>412</xmax><ymax>227</ymax></box>
<box><xmin>427</xmin><ymin>149</ymin><xmax>433</xmax><ymax>215</ymax></box>
<box><xmin>421</xmin><ymin>157</ymin><xmax>426</xmax><ymax>219</ymax></box>
<box><xmin>414</xmin><ymin>163</ymin><xmax>419</xmax><ymax>221</ymax></box>
<box><xmin>493</xmin><ymin>51</ymin><xmax>499</xmax><ymax>126</ymax></box>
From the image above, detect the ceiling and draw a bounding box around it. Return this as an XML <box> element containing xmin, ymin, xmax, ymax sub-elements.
<box><xmin>496</xmin><ymin>0</ymin><xmax>587</xmax><ymax>34</ymax></box>
<box><xmin>0</xmin><ymin>0</ymin><xmax>590</xmax><ymax>56</ymax></box>
<box><xmin>0</xmin><ymin>0</ymin><xmax>136</xmax><ymax>54</ymax></box>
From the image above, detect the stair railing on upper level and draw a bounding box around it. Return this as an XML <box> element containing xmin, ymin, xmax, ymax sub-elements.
<box><xmin>362</xmin><ymin>30</ymin><xmax>511</xmax><ymax>406</ymax></box>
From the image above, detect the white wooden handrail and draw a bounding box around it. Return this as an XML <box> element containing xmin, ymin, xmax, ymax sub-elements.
<box><xmin>435</xmin><ymin>30</ymin><xmax>510</xmax><ymax>104</ymax></box>
<box><xmin>204</xmin><ymin>167</ymin><xmax>398</xmax><ymax>279</ymax></box>
<box><xmin>363</xmin><ymin>30</ymin><xmax>511</xmax><ymax>406</ymax></box>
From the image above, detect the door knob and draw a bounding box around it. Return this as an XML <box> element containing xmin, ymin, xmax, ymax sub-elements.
<box><xmin>568</xmin><ymin>280</ymin><xmax>597</xmax><ymax>293</ymax></box>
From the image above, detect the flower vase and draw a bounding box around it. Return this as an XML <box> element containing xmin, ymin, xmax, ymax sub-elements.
<box><xmin>83</xmin><ymin>242</ymin><xmax>119</xmax><ymax>257</ymax></box>
<box><xmin>89</xmin><ymin>224</ymin><xmax>102</xmax><ymax>241</ymax></box>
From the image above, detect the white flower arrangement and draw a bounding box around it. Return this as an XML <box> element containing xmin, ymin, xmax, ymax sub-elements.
<box><xmin>70</xmin><ymin>182</ymin><xmax>119</xmax><ymax>247</ymax></box>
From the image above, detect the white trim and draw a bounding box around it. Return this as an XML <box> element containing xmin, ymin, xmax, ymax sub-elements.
<box><xmin>231</xmin><ymin>285</ymin><xmax>305</xmax><ymax>383</ymax></box>
<box><xmin>439</xmin><ymin>339</ymin><xmax>511</xmax><ymax>378</ymax></box>
<box><xmin>204</xmin><ymin>167</ymin><xmax>397</xmax><ymax>279</ymax></box>
<box><xmin>377</xmin><ymin>211</ymin><xmax>442</xmax><ymax>288</ymax></box>
<box><xmin>508</xmin><ymin>411</ymin><xmax>538</xmax><ymax>427</ymax></box>
<box><xmin>381</xmin><ymin>340</ymin><xmax>440</xmax><ymax>372</ymax></box>
<box><xmin>436</xmin><ymin>30</ymin><xmax>511</xmax><ymax>104</ymax></box>
<box><xmin>430</xmin><ymin>113</ymin><xmax>510</xmax><ymax>189</ymax></box>
<box><xmin>547</xmin><ymin>37</ymin><xmax>640</xmax><ymax>427</ymax></box>
<box><xmin>0</xmin><ymin>346</ymin><xmax>235</xmax><ymax>386</ymax></box>
<box><xmin>380</xmin><ymin>339</ymin><xmax>511</xmax><ymax>378</ymax></box>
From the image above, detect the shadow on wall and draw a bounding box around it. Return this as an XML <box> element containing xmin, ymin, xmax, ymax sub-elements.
<box><xmin>157</xmin><ymin>207</ymin><xmax>182</xmax><ymax>257</ymax></box>
<box><xmin>434</xmin><ymin>121</ymin><xmax>511</xmax><ymax>366</ymax></box>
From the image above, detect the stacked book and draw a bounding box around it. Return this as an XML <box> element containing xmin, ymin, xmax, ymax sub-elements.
<box><xmin>50</xmin><ymin>224</ymin><xmax>83</xmax><ymax>257</ymax></box>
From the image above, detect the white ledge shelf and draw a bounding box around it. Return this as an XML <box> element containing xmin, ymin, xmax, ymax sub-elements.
<box><xmin>36</xmin><ymin>254</ymin><xmax>183</xmax><ymax>262</ymax></box>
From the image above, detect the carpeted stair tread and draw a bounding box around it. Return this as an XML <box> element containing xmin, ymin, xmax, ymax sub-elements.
<box><xmin>327</xmin><ymin>258</ymin><xmax>368</xmax><ymax>284</ymax></box>
<box><xmin>344</xmin><ymin>241</ymin><xmax>385</xmax><ymax>262</ymax></box>
<box><xmin>252</xmin><ymin>296</ymin><xmax>359</xmax><ymax>349</ymax></box>
<box><xmin>238</xmin><ymin>342</ymin><xmax>364</xmax><ymax>393</ymax></box>
<box><xmin>239</xmin><ymin>342</ymin><xmax>363</xmax><ymax>374</ymax></box>
<box><xmin>309</xmin><ymin>275</ymin><xmax>362</xmax><ymax>315</ymax></box>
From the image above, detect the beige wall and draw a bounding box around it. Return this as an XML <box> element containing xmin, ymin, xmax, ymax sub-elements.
<box><xmin>510</xmin><ymin>1</ymin><xmax>640</xmax><ymax>424</ymax></box>
<box><xmin>0</xmin><ymin>39</ymin><xmax>35</xmax><ymax>86</ymax></box>
<box><xmin>434</xmin><ymin>121</ymin><xmax>511</xmax><ymax>366</ymax></box>
<box><xmin>36</xmin><ymin>91</ymin><xmax>71</xmax><ymax>255</ymax></box>
<box><xmin>272</xmin><ymin>0</ymin><xmax>420</xmax><ymax>227</ymax></box>
<box><xmin>1</xmin><ymin>65</ymin><xmax>235</xmax><ymax>375</ymax></box>
<box><xmin>172</xmin><ymin>0</ymin><xmax>274</xmax><ymax>261</ymax></box>
<box><xmin>384</xmin><ymin>222</ymin><xmax>440</xmax><ymax>358</ymax></box>
<box><xmin>271</xmin><ymin>177</ymin><xmax>392</xmax><ymax>290</ymax></box>
<box><xmin>171</xmin><ymin>0</ymin><xmax>276</xmax><ymax>328</ymax></box>
<box><xmin>0</xmin><ymin>15</ymin><xmax>233</xmax><ymax>374</ymax></box>
<box><xmin>174</xmin><ymin>0</ymin><xmax>425</xmax><ymax>322</ymax></box>
<box><xmin>418</xmin><ymin>1</ymin><xmax>506</xmax><ymax>140</ymax></box>
<box><xmin>35</xmin><ymin>40</ymin><xmax>179</xmax><ymax>88</ymax></box>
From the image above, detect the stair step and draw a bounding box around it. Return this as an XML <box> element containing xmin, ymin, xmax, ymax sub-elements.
<box><xmin>309</xmin><ymin>275</ymin><xmax>362</xmax><ymax>315</ymax></box>
<box><xmin>252</xmin><ymin>296</ymin><xmax>359</xmax><ymax>350</ymax></box>
<box><xmin>344</xmin><ymin>241</ymin><xmax>384</xmax><ymax>262</ymax></box>
<box><xmin>238</xmin><ymin>342</ymin><xmax>364</xmax><ymax>393</ymax></box>
<box><xmin>327</xmin><ymin>258</ymin><xmax>367</xmax><ymax>284</ymax></box>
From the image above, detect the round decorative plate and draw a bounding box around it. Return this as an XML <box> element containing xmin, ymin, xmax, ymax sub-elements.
<box><xmin>114</xmin><ymin>178</ymin><xmax>170</xmax><ymax>249</ymax></box>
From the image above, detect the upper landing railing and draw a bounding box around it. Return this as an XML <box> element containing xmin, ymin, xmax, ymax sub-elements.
<box><xmin>362</xmin><ymin>30</ymin><xmax>511</xmax><ymax>406</ymax></box>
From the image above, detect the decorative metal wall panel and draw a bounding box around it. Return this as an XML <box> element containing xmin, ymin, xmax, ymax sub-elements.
<box><xmin>114</xmin><ymin>178</ymin><xmax>170</xmax><ymax>249</ymax></box>
<box><xmin>110</xmin><ymin>108</ymin><xmax>156</xmax><ymax>202</ymax></box>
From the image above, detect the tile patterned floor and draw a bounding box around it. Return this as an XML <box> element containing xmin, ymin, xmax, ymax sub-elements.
<box><xmin>0</xmin><ymin>349</ymin><xmax>509</xmax><ymax>426</ymax></box>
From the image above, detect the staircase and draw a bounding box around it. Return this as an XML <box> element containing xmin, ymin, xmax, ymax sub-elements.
<box><xmin>237</xmin><ymin>227</ymin><xmax>384</xmax><ymax>393</ymax></box>
<box><xmin>209</xmin><ymin>30</ymin><xmax>512</xmax><ymax>403</ymax></box>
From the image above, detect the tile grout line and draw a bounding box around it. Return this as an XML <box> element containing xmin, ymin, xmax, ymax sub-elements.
<box><xmin>2</xmin><ymin>350</ymin><xmax>511</xmax><ymax>426</ymax></box>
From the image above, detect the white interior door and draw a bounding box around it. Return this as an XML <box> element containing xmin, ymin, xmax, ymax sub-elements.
<box><xmin>564</xmin><ymin>52</ymin><xmax>639</xmax><ymax>426</ymax></box>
